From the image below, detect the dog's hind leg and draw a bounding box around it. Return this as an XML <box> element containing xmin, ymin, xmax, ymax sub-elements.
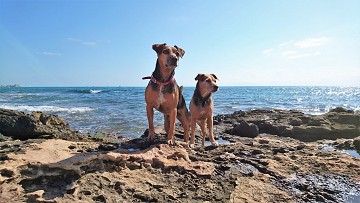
<box><xmin>177</xmin><ymin>114</ymin><xmax>189</xmax><ymax>142</ymax></box>
<box><xmin>207</xmin><ymin>116</ymin><xmax>218</xmax><ymax>146</ymax></box>
<box><xmin>190</xmin><ymin>118</ymin><xmax>196</xmax><ymax>147</ymax></box>
<box><xmin>164</xmin><ymin>114</ymin><xmax>170</xmax><ymax>135</ymax></box>
<box><xmin>199</xmin><ymin>120</ymin><xmax>207</xmax><ymax>147</ymax></box>
<box><xmin>182</xmin><ymin>118</ymin><xmax>189</xmax><ymax>143</ymax></box>
<box><xmin>146</xmin><ymin>105</ymin><xmax>155</xmax><ymax>141</ymax></box>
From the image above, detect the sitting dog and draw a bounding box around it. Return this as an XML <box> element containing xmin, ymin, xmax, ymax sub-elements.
<box><xmin>190</xmin><ymin>73</ymin><xmax>219</xmax><ymax>147</ymax></box>
<box><xmin>143</xmin><ymin>43</ymin><xmax>190</xmax><ymax>145</ymax></box>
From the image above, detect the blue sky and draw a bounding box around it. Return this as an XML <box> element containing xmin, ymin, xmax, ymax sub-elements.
<box><xmin>0</xmin><ymin>0</ymin><xmax>359</xmax><ymax>87</ymax></box>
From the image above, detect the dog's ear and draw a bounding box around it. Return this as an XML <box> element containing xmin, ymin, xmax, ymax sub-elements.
<box><xmin>179</xmin><ymin>86</ymin><xmax>184</xmax><ymax>93</ymax></box>
<box><xmin>195</xmin><ymin>74</ymin><xmax>204</xmax><ymax>81</ymax></box>
<box><xmin>211</xmin><ymin>74</ymin><xmax>219</xmax><ymax>80</ymax></box>
<box><xmin>152</xmin><ymin>43</ymin><xmax>166</xmax><ymax>54</ymax></box>
<box><xmin>174</xmin><ymin>45</ymin><xmax>185</xmax><ymax>58</ymax></box>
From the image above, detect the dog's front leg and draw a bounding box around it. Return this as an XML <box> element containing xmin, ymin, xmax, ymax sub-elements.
<box><xmin>167</xmin><ymin>108</ymin><xmax>177</xmax><ymax>145</ymax></box>
<box><xmin>207</xmin><ymin>116</ymin><xmax>219</xmax><ymax>146</ymax></box>
<box><xmin>146</xmin><ymin>105</ymin><xmax>155</xmax><ymax>141</ymax></box>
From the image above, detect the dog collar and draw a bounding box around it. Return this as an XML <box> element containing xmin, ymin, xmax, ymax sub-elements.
<box><xmin>142</xmin><ymin>75</ymin><xmax>175</xmax><ymax>86</ymax></box>
<box><xmin>193</xmin><ymin>88</ymin><xmax>212</xmax><ymax>107</ymax></box>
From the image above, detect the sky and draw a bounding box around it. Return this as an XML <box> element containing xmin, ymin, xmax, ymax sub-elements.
<box><xmin>0</xmin><ymin>0</ymin><xmax>359</xmax><ymax>87</ymax></box>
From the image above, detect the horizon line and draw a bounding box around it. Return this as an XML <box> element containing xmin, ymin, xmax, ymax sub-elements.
<box><xmin>1</xmin><ymin>85</ymin><xmax>359</xmax><ymax>88</ymax></box>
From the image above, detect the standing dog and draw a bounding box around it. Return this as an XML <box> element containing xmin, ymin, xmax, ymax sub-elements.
<box><xmin>143</xmin><ymin>43</ymin><xmax>190</xmax><ymax>145</ymax></box>
<box><xmin>190</xmin><ymin>74</ymin><xmax>219</xmax><ymax>147</ymax></box>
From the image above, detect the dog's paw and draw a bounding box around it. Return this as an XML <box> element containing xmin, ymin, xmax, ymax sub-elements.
<box><xmin>167</xmin><ymin>139</ymin><xmax>174</xmax><ymax>145</ymax></box>
<box><xmin>147</xmin><ymin>134</ymin><xmax>155</xmax><ymax>142</ymax></box>
<box><xmin>211</xmin><ymin>141</ymin><xmax>219</xmax><ymax>146</ymax></box>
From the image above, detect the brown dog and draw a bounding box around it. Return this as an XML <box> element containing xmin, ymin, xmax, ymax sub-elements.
<box><xmin>143</xmin><ymin>43</ymin><xmax>190</xmax><ymax>145</ymax></box>
<box><xmin>190</xmin><ymin>73</ymin><xmax>219</xmax><ymax>147</ymax></box>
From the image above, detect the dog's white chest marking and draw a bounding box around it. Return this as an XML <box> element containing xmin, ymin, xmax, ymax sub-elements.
<box><xmin>157</xmin><ymin>86</ymin><xmax>166</xmax><ymax>106</ymax></box>
<box><xmin>200</xmin><ymin>108</ymin><xmax>206</xmax><ymax>116</ymax></box>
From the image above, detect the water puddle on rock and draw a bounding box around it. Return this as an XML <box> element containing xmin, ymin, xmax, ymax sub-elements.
<box><xmin>322</xmin><ymin>145</ymin><xmax>360</xmax><ymax>158</ymax></box>
<box><xmin>205</xmin><ymin>137</ymin><xmax>231</xmax><ymax>146</ymax></box>
<box><xmin>347</xmin><ymin>193</ymin><xmax>360</xmax><ymax>203</ymax></box>
<box><xmin>127</xmin><ymin>148</ymin><xmax>139</xmax><ymax>152</ymax></box>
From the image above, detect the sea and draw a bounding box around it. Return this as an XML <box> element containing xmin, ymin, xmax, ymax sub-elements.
<box><xmin>0</xmin><ymin>86</ymin><xmax>359</xmax><ymax>139</ymax></box>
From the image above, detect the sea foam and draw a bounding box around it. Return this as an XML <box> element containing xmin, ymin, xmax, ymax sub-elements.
<box><xmin>0</xmin><ymin>104</ymin><xmax>93</xmax><ymax>113</ymax></box>
<box><xmin>90</xmin><ymin>89</ymin><xmax>103</xmax><ymax>94</ymax></box>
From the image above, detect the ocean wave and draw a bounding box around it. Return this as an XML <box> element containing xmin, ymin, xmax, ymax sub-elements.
<box><xmin>352</xmin><ymin>106</ymin><xmax>360</xmax><ymax>113</ymax></box>
<box><xmin>295</xmin><ymin>105</ymin><xmax>360</xmax><ymax>115</ymax></box>
<box><xmin>67</xmin><ymin>89</ymin><xmax>103</xmax><ymax>94</ymax></box>
<box><xmin>0</xmin><ymin>104</ymin><xmax>93</xmax><ymax>113</ymax></box>
<box><xmin>90</xmin><ymin>89</ymin><xmax>102</xmax><ymax>94</ymax></box>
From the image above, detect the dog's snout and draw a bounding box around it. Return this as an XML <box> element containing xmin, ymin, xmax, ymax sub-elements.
<box><xmin>214</xmin><ymin>85</ymin><xmax>219</xmax><ymax>91</ymax></box>
<box><xmin>170</xmin><ymin>57</ymin><xmax>178</xmax><ymax>66</ymax></box>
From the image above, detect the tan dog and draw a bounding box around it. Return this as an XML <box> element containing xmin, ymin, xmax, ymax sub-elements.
<box><xmin>143</xmin><ymin>43</ymin><xmax>190</xmax><ymax>145</ymax></box>
<box><xmin>190</xmin><ymin>74</ymin><xmax>219</xmax><ymax>147</ymax></box>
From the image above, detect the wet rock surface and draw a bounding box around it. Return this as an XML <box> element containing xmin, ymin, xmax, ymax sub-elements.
<box><xmin>0</xmin><ymin>108</ymin><xmax>359</xmax><ymax>202</ymax></box>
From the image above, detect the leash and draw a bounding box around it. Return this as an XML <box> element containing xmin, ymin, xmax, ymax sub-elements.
<box><xmin>142</xmin><ymin>75</ymin><xmax>175</xmax><ymax>86</ymax></box>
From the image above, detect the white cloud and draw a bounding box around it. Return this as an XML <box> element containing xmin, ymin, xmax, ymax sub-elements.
<box><xmin>41</xmin><ymin>51</ymin><xmax>62</xmax><ymax>56</ymax></box>
<box><xmin>278</xmin><ymin>40</ymin><xmax>294</xmax><ymax>48</ymax></box>
<box><xmin>294</xmin><ymin>37</ymin><xmax>331</xmax><ymax>48</ymax></box>
<box><xmin>281</xmin><ymin>50</ymin><xmax>297</xmax><ymax>57</ymax></box>
<box><xmin>262</xmin><ymin>37</ymin><xmax>330</xmax><ymax>59</ymax></box>
<box><xmin>67</xmin><ymin>38</ymin><xmax>96</xmax><ymax>46</ymax></box>
<box><xmin>262</xmin><ymin>48</ymin><xmax>274</xmax><ymax>57</ymax></box>
<box><xmin>282</xmin><ymin>51</ymin><xmax>321</xmax><ymax>59</ymax></box>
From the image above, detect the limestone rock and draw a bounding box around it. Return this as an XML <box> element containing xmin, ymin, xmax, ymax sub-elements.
<box><xmin>354</xmin><ymin>136</ymin><xmax>360</xmax><ymax>150</ymax></box>
<box><xmin>1</xmin><ymin>107</ymin><xmax>359</xmax><ymax>202</ymax></box>
<box><xmin>0</xmin><ymin>108</ymin><xmax>84</xmax><ymax>140</ymax></box>
<box><xmin>216</xmin><ymin>107</ymin><xmax>359</xmax><ymax>141</ymax></box>
<box><xmin>330</xmin><ymin>107</ymin><xmax>354</xmax><ymax>113</ymax></box>
<box><xmin>228</xmin><ymin>121</ymin><xmax>259</xmax><ymax>138</ymax></box>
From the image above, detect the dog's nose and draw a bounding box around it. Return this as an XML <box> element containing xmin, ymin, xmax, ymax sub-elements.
<box><xmin>171</xmin><ymin>57</ymin><xmax>178</xmax><ymax>64</ymax></box>
<box><xmin>214</xmin><ymin>85</ymin><xmax>219</xmax><ymax>91</ymax></box>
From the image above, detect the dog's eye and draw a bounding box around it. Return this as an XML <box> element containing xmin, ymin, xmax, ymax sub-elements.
<box><xmin>162</xmin><ymin>49</ymin><xmax>170</xmax><ymax>54</ymax></box>
<box><xmin>175</xmin><ymin>52</ymin><xmax>180</xmax><ymax>57</ymax></box>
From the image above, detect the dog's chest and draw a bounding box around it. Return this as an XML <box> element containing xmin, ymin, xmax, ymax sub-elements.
<box><xmin>157</xmin><ymin>86</ymin><xmax>167</xmax><ymax>105</ymax></box>
<box><xmin>199</xmin><ymin>106</ymin><xmax>211</xmax><ymax>120</ymax></box>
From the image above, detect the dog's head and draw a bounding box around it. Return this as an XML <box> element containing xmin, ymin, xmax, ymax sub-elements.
<box><xmin>195</xmin><ymin>73</ymin><xmax>219</xmax><ymax>94</ymax></box>
<box><xmin>153</xmin><ymin>43</ymin><xmax>185</xmax><ymax>69</ymax></box>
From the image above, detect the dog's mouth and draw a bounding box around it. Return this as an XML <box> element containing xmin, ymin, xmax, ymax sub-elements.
<box><xmin>166</xmin><ymin>63</ymin><xmax>177</xmax><ymax>68</ymax></box>
<box><xmin>166</xmin><ymin>58</ymin><xmax>178</xmax><ymax>68</ymax></box>
<box><xmin>212</xmin><ymin>86</ymin><xmax>219</xmax><ymax>92</ymax></box>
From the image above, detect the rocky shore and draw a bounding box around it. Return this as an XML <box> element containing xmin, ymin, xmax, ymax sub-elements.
<box><xmin>0</xmin><ymin>107</ymin><xmax>359</xmax><ymax>202</ymax></box>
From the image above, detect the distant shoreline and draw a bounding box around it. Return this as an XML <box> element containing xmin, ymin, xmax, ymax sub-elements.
<box><xmin>0</xmin><ymin>84</ymin><xmax>21</xmax><ymax>88</ymax></box>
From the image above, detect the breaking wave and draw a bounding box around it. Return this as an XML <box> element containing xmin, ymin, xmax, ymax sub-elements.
<box><xmin>67</xmin><ymin>89</ymin><xmax>104</xmax><ymax>94</ymax></box>
<box><xmin>0</xmin><ymin>104</ymin><xmax>93</xmax><ymax>113</ymax></box>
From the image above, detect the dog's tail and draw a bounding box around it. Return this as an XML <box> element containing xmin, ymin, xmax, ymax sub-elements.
<box><xmin>179</xmin><ymin>85</ymin><xmax>184</xmax><ymax>93</ymax></box>
<box><xmin>142</xmin><ymin>76</ymin><xmax>152</xmax><ymax>80</ymax></box>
